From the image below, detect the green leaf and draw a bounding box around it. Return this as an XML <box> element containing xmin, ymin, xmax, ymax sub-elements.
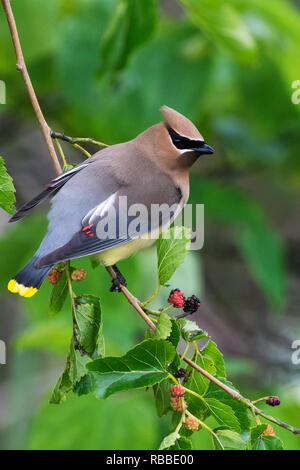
<box><xmin>63</xmin><ymin>163</ymin><xmax>77</xmax><ymax>173</ymax></box>
<box><xmin>50</xmin><ymin>295</ymin><xmax>104</xmax><ymax>404</ymax></box>
<box><xmin>153</xmin><ymin>379</ymin><xmax>171</xmax><ymax>417</ymax></box>
<box><xmin>205</xmin><ymin>380</ymin><xmax>251</xmax><ymax>432</ymax></box>
<box><xmin>204</xmin><ymin>398</ymin><xmax>241</xmax><ymax>432</ymax></box>
<box><xmin>159</xmin><ymin>431</ymin><xmax>180</xmax><ymax>450</ymax></box>
<box><xmin>212</xmin><ymin>429</ymin><xmax>247</xmax><ymax>450</ymax></box>
<box><xmin>87</xmin><ymin>339</ymin><xmax>176</xmax><ymax>399</ymax></box>
<box><xmin>250</xmin><ymin>424</ymin><xmax>284</xmax><ymax>450</ymax></box>
<box><xmin>169</xmin><ymin>436</ymin><xmax>193</xmax><ymax>450</ymax></box>
<box><xmin>156</xmin><ymin>226</ymin><xmax>191</xmax><ymax>286</ymax></box>
<box><xmin>179</xmin><ymin>318</ymin><xmax>209</xmax><ymax>342</ymax></box>
<box><xmin>167</xmin><ymin>319</ymin><xmax>181</xmax><ymax>348</ymax></box>
<box><xmin>74</xmin><ymin>295</ymin><xmax>104</xmax><ymax>357</ymax></box>
<box><xmin>201</xmin><ymin>340</ymin><xmax>226</xmax><ymax>378</ymax></box>
<box><xmin>50</xmin><ymin>358</ymin><xmax>73</xmax><ymax>404</ymax></box>
<box><xmin>153</xmin><ymin>313</ymin><xmax>172</xmax><ymax>340</ymax></box>
<box><xmin>0</xmin><ymin>156</ymin><xmax>16</xmax><ymax>214</ymax></box>
<box><xmin>49</xmin><ymin>270</ymin><xmax>68</xmax><ymax>316</ymax></box>
<box><xmin>99</xmin><ymin>0</ymin><xmax>157</xmax><ymax>75</ymax></box>
<box><xmin>186</xmin><ymin>352</ymin><xmax>216</xmax><ymax>399</ymax></box>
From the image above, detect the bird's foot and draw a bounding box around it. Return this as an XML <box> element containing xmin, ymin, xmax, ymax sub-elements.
<box><xmin>110</xmin><ymin>264</ymin><xmax>127</xmax><ymax>292</ymax></box>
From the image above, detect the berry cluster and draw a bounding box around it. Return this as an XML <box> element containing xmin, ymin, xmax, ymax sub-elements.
<box><xmin>169</xmin><ymin>384</ymin><xmax>199</xmax><ymax>431</ymax></box>
<box><xmin>47</xmin><ymin>267</ymin><xmax>87</xmax><ymax>284</ymax></box>
<box><xmin>173</xmin><ymin>368</ymin><xmax>187</xmax><ymax>379</ymax></box>
<box><xmin>71</xmin><ymin>268</ymin><xmax>87</xmax><ymax>281</ymax></box>
<box><xmin>170</xmin><ymin>384</ymin><xmax>186</xmax><ymax>412</ymax></box>
<box><xmin>185</xmin><ymin>415</ymin><xmax>199</xmax><ymax>431</ymax></box>
<box><xmin>47</xmin><ymin>267</ymin><xmax>62</xmax><ymax>284</ymax></box>
<box><xmin>183</xmin><ymin>295</ymin><xmax>201</xmax><ymax>314</ymax></box>
<box><xmin>168</xmin><ymin>289</ymin><xmax>200</xmax><ymax>315</ymax></box>
<box><xmin>168</xmin><ymin>289</ymin><xmax>185</xmax><ymax>308</ymax></box>
<box><xmin>266</xmin><ymin>396</ymin><xmax>280</xmax><ymax>407</ymax></box>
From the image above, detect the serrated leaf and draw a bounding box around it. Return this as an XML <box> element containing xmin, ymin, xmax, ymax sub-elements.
<box><xmin>0</xmin><ymin>156</ymin><xmax>16</xmax><ymax>214</ymax></box>
<box><xmin>50</xmin><ymin>358</ymin><xmax>72</xmax><ymax>404</ymax></box>
<box><xmin>49</xmin><ymin>270</ymin><xmax>68</xmax><ymax>316</ymax></box>
<box><xmin>205</xmin><ymin>380</ymin><xmax>251</xmax><ymax>432</ymax></box>
<box><xmin>204</xmin><ymin>398</ymin><xmax>241</xmax><ymax>432</ymax></box>
<box><xmin>156</xmin><ymin>226</ymin><xmax>191</xmax><ymax>286</ymax></box>
<box><xmin>159</xmin><ymin>431</ymin><xmax>180</xmax><ymax>450</ymax></box>
<box><xmin>153</xmin><ymin>313</ymin><xmax>172</xmax><ymax>339</ymax></box>
<box><xmin>250</xmin><ymin>424</ymin><xmax>284</xmax><ymax>450</ymax></box>
<box><xmin>186</xmin><ymin>352</ymin><xmax>216</xmax><ymax>398</ymax></box>
<box><xmin>212</xmin><ymin>429</ymin><xmax>247</xmax><ymax>450</ymax></box>
<box><xmin>153</xmin><ymin>379</ymin><xmax>171</xmax><ymax>417</ymax></box>
<box><xmin>179</xmin><ymin>318</ymin><xmax>209</xmax><ymax>342</ymax></box>
<box><xmin>87</xmin><ymin>339</ymin><xmax>176</xmax><ymax>399</ymax></box>
<box><xmin>167</xmin><ymin>319</ymin><xmax>181</xmax><ymax>348</ymax></box>
<box><xmin>50</xmin><ymin>295</ymin><xmax>103</xmax><ymax>404</ymax></box>
<box><xmin>201</xmin><ymin>340</ymin><xmax>226</xmax><ymax>378</ymax></box>
<box><xmin>169</xmin><ymin>436</ymin><xmax>193</xmax><ymax>450</ymax></box>
<box><xmin>70</xmin><ymin>345</ymin><xmax>92</xmax><ymax>385</ymax></box>
<box><xmin>74</xmin><ymin>295</ymin><xmax>104</xmax><ymax>357</ymax></box>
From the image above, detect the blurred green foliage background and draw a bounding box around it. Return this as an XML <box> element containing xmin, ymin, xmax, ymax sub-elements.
<box><xmin>0</xmin><ymin>0</ymin><xmax>300</xmax><ymax>450</ymax></box>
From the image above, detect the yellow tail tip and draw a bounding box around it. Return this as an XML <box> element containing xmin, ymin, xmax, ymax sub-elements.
<box><xmin>7</xmin><ymin>279</ymin><xmax>37</xmax><ymax>297</ymax></box>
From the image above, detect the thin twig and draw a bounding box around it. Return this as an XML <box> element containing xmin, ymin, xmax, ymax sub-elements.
<box><xmin>105</xmin><ymin>266</ymin><xmax>156</xmax><ymax>331</ymax></box>
<box><xmin>1</xmin><ymin>0</ymin><xmax>62</xmax><ymax>176</ymax></box>
<box><xmin>50</xmin><ymin>131</ymin><xmax>108</xmax><ymax>149</ymax></box>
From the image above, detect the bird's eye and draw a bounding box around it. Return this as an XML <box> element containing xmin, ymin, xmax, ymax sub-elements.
<box><xmin>168</xmin><ymin>127</ymin><xmax>204</xmax><ymax>150</ymax></box>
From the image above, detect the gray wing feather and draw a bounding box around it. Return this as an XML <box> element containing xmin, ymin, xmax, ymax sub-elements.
<box><xmin>36</xmin><ymin>172</ymin><xmax>181</xmax><ymax>267</ymax></box>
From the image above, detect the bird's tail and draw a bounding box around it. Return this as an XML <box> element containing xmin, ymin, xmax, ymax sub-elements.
<box><xmin>7</xmin><ymin>256</ymin><xmax>53</xmax><ymax>297</ymax></box>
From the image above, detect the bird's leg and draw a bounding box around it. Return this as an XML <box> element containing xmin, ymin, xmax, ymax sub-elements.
<box><xmin>110</xmin><ymin>264</ymin><xmax>127</xmax><ymax>292</ymax></box>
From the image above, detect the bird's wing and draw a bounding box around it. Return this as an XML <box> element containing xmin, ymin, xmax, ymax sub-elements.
<box><xmin>36</xmin><ymin>173</ymin><xmax>182</xmax><ymax>267</ymax></box>
<box><xmin>9</xmin><ymin>163</ymin><xmax>89</xmax><ymax>222</ymax></box>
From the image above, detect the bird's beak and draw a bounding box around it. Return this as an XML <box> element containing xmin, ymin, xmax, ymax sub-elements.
<box><xmin>196</xmin><ymin>143</ymin><xmax>215</xmax><ymax>155</ymax></box>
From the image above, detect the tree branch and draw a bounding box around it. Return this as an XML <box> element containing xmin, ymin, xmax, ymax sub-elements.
<box><xmin>1</xmin><ymin>0</ymin><xmax>62</xmax><ymax>176</ymax></box>
<box><xmin>105</xmin><ymin>267</ymin><xmax>300</xmax><ymax>435</ymax></box>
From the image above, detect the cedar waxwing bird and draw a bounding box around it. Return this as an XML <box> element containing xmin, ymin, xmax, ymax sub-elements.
<box><xmin>7</xmin><ymin>106</ymin><xmax>214</xmax><ymax>297</ymax></box>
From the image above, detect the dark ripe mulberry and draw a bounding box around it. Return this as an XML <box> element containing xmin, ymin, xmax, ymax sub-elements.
<box><xmin>183</xmin><ymin>295</ymin><xmax>201</xmax><ymax>314</ymax></box>
<box><xmin>174</xmin><ymin>368</ymin><xmax>187</xmax><ymax>379</ymax></box>
<box><xmin>266</xmin><ymin>396</ymin><xmax>280</xmax><ymax>407</ymax></box>
<box><xmin>168</xmin><ymin>288</ymin><xmax>185</xmax><ymax>308</ymax></box>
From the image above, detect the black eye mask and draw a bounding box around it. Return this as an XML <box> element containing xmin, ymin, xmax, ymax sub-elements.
<box><xmin>168</xmin><ymin>126</ymin><xmax>214</xmax><ymax>155</ymax></box>
<box><xmin>167</xmin><ymin>126</ymin><xmax>204</xmax><ymax>150</ymax></box>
